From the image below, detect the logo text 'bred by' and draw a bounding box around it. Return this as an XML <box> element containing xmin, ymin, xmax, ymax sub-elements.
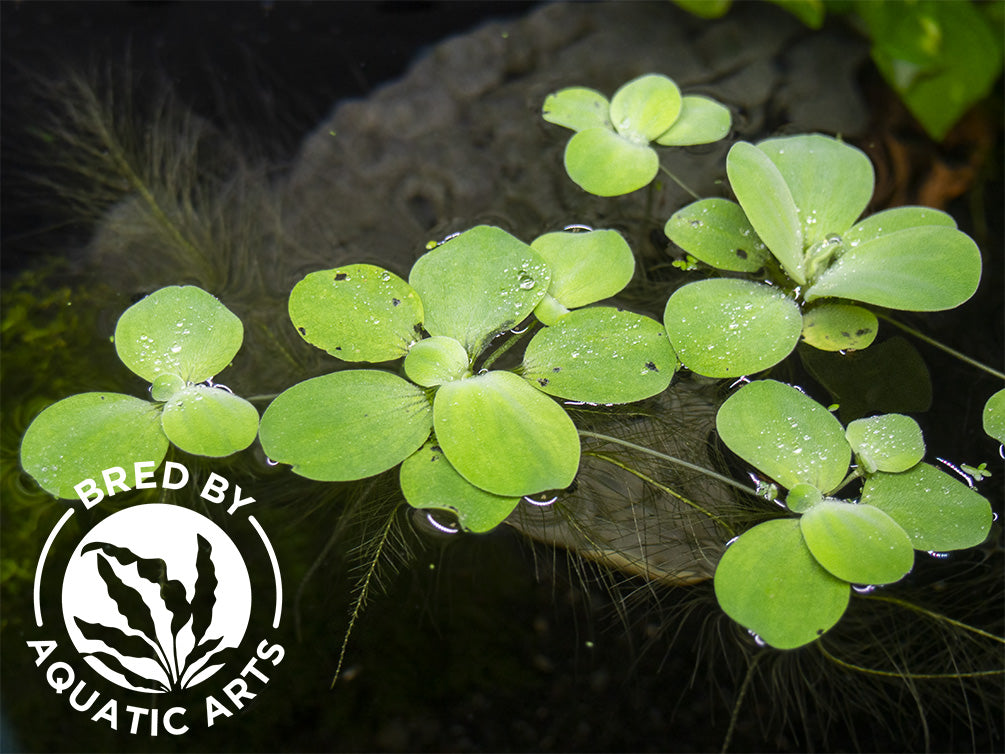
<box><xmin>28</xmin><ymin>463</ymin><xmax>285</xmax><ymax>736</ymax></box>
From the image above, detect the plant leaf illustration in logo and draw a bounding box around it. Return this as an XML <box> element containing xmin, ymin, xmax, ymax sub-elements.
<box><xmin>79</xmin><ymin>536</ymin><xmax>230</xmax><ymax>692</ymax></box>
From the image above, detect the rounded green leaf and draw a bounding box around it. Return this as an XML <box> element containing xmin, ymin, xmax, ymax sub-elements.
<box><xmin>288</xmin><ymin>264</ymin><xmax>423</xmax><ymax>362</ymax></box>
<box><xmin>983</xmin><ymin>389</ymin><xmax>1005</xmax><ymax>445</ymax></box>
<box><xmin>800</xmin><ymin>500</ymin><xmax>914</xmax><ymax>585</ymax></box>
<box><xmin>400</xmin><ymin>441</ymin><xmax>520</xmax><ymax>533</ymax></box>
<box><xmin>530</xmin><ymin>229</ymin><xmax>635</xmax><ymax>310</ymax></box>
<box><xmin>403</xmin><ymin>336</ymin><xmax>471</xmax><ymax>387</ymax></box>
<box><xmin>786</xmin><ymin>482</ymin><xmax>822</xmax><ymax>513</ymax></box>
<box><xmin>756</xmin><ymin>134</ymin><xmax>874</xmax><ymax>248</ymax></box>
<box><xmin>801</xmin><ymin>303</ymin><xmax>878</xmax><ymax>352</ymax></box>
<box><xmin>522</xmin><ymin>307</ymin><xmax>677</xmax><ymax>404</ymax></box>
<box><xmin>20</xmin><ymin>393</ymin><xmax>169</xmax><ymax>499</ymax></box>
<box><xmin>433</xmin><ymin>370</ymin><xmax>580</xmax><ymax>497</ymax></box>
<box><xmin>259</xmin><ymin>370</ymin><xmax>432</xmax><ymax>482</ymax></box>
<box><xmin>150</xmin><ymin>373</ymin><xmax>186</xmax><ymax>402</ymax></box>
<box><xmin>727</xmin><ymin>141</ymin><xmax>805</xmax><ymax>284</ymax></box>
<box><xmin>663</xmin><ymin>279</ymin><xmax>802</xmax><ymax>378</ymax></box>
<box><xmin>716</xmin><ymin>379</ymin><xmax>851</xmax><ymax>494</ymax></box>
<box><xmin>542</xmin><ymin>86</ymin><xmax>611</xmax><ymax>132</ymax></box>
<box><xmin>714</xmin><ymin>519</ymin><xmax>850</xmax><ymax>649</ymax></box>
<box><xmin>609</xmin><ymin>74</ymin><xmax>682</xmax><ymax>143</ymax></box>
<box><xmin>664</xmin><ymin>198</ymin><xmax>770</xmax><ymax>273</ymax></box>
<box><xmin>862</xmin><ymin>463</ymin><xmax>992</xmax><ymax>551</ymax></box>
<box><xmin>654</xmin><ymin>95</ymin><xmax>731</xmax><ymax>146</ymax></box>
<box><xmin>804</xmin><ymin>225</ymin><xmax>982</xmax><ymax>311</ymax></box>
<box><xmin>843</xmin><ymin>206</ymin><xmax>956</xmax><ymax>249</ymax></box>
<box><xmin>161</xmin><ymin>385</ymin><xmax>259</xmax><ymax>457</ymax></box>
<box><xmin>115</xmin><ymin>286</ymin><xmax>243</xmax><ymax>383</ymax></box>
<box><xmin>845</xmin><ymin>414</ymin><xmax>924</xmax><ymax>474</ymax></box>
<box><xmin>409</xmin><ymin>226</ymin><xmax>550</xmax><ymax>357</ymax></box>
<box><xmin>564</xmin><ymin>127</ymin><xmax>660</xmax><ymax>197</ymax></box>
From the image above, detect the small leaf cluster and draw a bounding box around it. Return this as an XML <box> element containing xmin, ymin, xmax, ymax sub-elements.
<box><xmin>663</xmin><ymin>133</ymin><xmax>983</xmax><ymax>377</ymax></box>
<box><xmin>20</xmin><ymin>287</ymin><xmax>259</xmax><ymax>499</ymax></box>
<box><xmin>542</xmin><ymin>73</ymin><xmax>731</xmax><ymax>196</ymax></box>
<box><xmin>259</xmin><ymin>225</ymin><xmax>677</xmax><ymax>532</ymax></box>
<box><xmin>713</xmin><ymin>380</ymin><xmax>993</xmax><ymax>649</ymax></box>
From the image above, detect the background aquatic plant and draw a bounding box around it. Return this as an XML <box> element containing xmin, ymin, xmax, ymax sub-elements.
<box><xmin>713</xmin><ymin>380</ymin><xmax>992</xmax><ymax>648</ymax></box>
<box><xmin>542</xmin><ymin>73</ymin><xmax>731</xmax><ymax>196</ymax></box>
<box><xmin>663</xmin><ymin>133</ymin><xmax>982</xmax><ymax>377</ymax></box>
<box><xmin>19</xmin><ymin>286</ymin><xmax>259</xmax><ymax>498</ymax></box>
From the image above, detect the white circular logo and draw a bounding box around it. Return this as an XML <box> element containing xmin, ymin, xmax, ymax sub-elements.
<box><xmin>61</xmin><ymin>504</ymin><xmax>251</xmax><ymax>693</ymax></box>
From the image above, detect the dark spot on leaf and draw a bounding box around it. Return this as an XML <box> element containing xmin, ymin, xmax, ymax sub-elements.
<box><xmin>841</xmin><ymin>331</ymin><xmax>851</xmax><ymax>338</ymax></box>
<box><xmin>335</xmin><ymin>346</ymin><xmax>342</xmax><ymax>351</ymax></box>
<box><xmin>392</xmin><ymin>298</ymin><xmax>401</xmax><ymax>306</ymax></box>
<box><xmin>816</xmin><ymin>628</ymin><xmax>824</xmax><ymax>636</ymax></box>
<box><xmin>537</xmin><ymin>378</ymin><xmax>549</xmax><ymax>387</ymax></box>
<box><xmin>735</xmin><ymin>248</ymin><xmax>748</xmax><ymax>259</ymax></box>
<box><xmin>298</xmin><ymin>327</ymin><xmax>307</xmax><ymax>336</ymax></box>
<box><xmin>855</xmin><ymin>328</ymin><xmax>872</xmax><ymax>336</ymax></box>
<box><xmin>334</xmin><ymin>272</ymin><xmax>348</xmax><ymax>281</ymax></box>
<box><xmin>645</xmin><ymin>361</ymin><xmax>658</xmax><ymax>371</ymax></box>
<box><xmin>431</xmin><ymin>445</ymin><xmax>441</xmax><ymax>453</ymax></box>
<box><xmin>414</xmin><ymin>323</ymin><xmax>424</xmax><ymax>335</ymax></box>
<box><xmin>552</xmin><ymin>367</ymin><xmax>561</xmax><ymax>373</ymax></box>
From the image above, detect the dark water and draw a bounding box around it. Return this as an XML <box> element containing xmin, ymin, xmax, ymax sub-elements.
<box><xmin>1</xmin><ymin>3</ymin><xmax>1002</xmax><ymax>753</ymax></box>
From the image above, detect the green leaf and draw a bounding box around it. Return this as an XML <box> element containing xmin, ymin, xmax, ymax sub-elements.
<box><xmin>983</xmin><ymin>389</ymin><xmax>1005</xmax><ymax>445</ymax></box>
<box><xmin>808</xmin><ymin>224</ymin><xmax>980</xmax><ymax>309</ymax></box>
<box><xmin>433</xmin><ymin>370</ymin><xmax>580</xmax><ymax>497</ymax></box>
<box><xmin>714</xmin><ymin>519</ymin><xmax>850</xmax><ymax>649</ymax></box>
<box><xmin>664</xmin><ymin>198</ymin><xmax>770</xmax><ymax>273</ymax></box>
<box><xmin>114</xmin><ymin>286</ymin><xmax>243</xmax><ymax>384</ymax></box>
<box><xmin>786</xmin><ymin>482</ymin><xmax>822</xmax><ymax>514</ymax></box>
<box><xmin>150</xmin><ymin>373</ymin><xmax>186</xmax><ymax>402</ymax></box>
<box><xmin>529</xmin><ymin>229</ymin><xmax>635</xmax><ymax>310</ymax></box>
<box><xmin>403</xmin><ymin>336</ymin><xmax>471</xmax><ymax>387</ymax></box>
<box><xmin>20</xmin><ymin>393</ymin><xmax>169</xmax><ymax>499</ymax></box>
<box><xmin>288</xmin><ymin>264</ymin><xmax>423</xmax><ymax>362</ymax></box>
<box><xmin>400</xmin><ymin>441</ymin><xmax>521</xmax><ymax>533</ymax></box>
<box><xmin>160</xmin><ymin>385</ymin><xmax>260</xmax><ymax>457</ymax></box>
<box><xmin>800</xmin><ymin>500</ymin><xmax>914</xmax><ymax>585</ymax></box>
<box><xmin>800</xmin><ymin>303</ymin><xmax>878</xmax><ymax>352</ymax></box>
<box><xmin>542</xmin><ymin>87</ymin><xmax>612</xmax><ymax>132</ymax></box>
<box><xmin>845</xmin><ymin>413</ymin><xmax>924</xmax><ymax>474</ymax></box>
<box><xmin>672</xmin><ymin>0</ymin><xmax>732</xmax><ymax>19</ymax></box>
<box><xmin>768</xmin><ymin>0</ymin><xmax>825</xmax><ymax>28</ymax></box>
<box><xmin>259</xmin><ymin>370</ymin><xmax>432</xmax><ymax>481</ymax></box>
<box><xmin>654</xmin><ymin>95</ymin><xmax>732</xmax><ymax>146</ymax></box>
<box><xmin>842</xmin><ymin>206</ymin><xmax>956</xmax><ymax>249</ymax></box>
<box><xmin>716</xmin><ymin>379</ymin><xmax>851</xmax><ymax>494</ymax></box>
<box><xmin>756</xmin><ymin>134</ymin><xmax>873</xmax><ymax>248</ymax></box>
<box><xmin>727</xmin><ymin>141</ymin><xmax>805</xmax><ymax>284</ymax></box>
<box><xmin>804</xmin><ymin>225</ymin><xmax>982</xmax><ymax>310</ymax></box>
<box><xmin>862</xmin><ymin>463</ymin><xmax>992</xmax><ymax>551</ymax></box>
<box><xmin>859</xmin><ymin>0</ymin><xmax>1003</xmax><ymax>140</ymax></box>
<box><xmin>522</xmin><ymin>307</ymin><xmax>677</xmax><ymax>404</ymax></box>
<box><xmin>663</xmin><ymin>279</ymin><xmax>802</xmax><ymax>378</ymax></box>
<box><xmin>409</xmin><ymin>226</ymin><xmax>550</xmax><ymax>357</ymax></box>
<box><xmin>564</xmin><ymin>128</ymin><xmax>660</xmax><ymax>197</ymax></box>
<box><xmin>609</xmin><ymin>74</ymin><xmax>682</xmax><ymax>143</ymax></box>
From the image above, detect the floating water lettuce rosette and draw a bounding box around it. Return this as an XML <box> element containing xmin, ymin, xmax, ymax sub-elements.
<box><xmin>663</xmin><ymin>134</ymin><xmax>983</xmax><ymax>377</ymax></box>
<box><xmin>712</xmin><ymin>380</ymin><xmax>992</xmax><ymax>649</ymax></box>
<box><xmin>21</xmin><ymin>286</ymin><xmax>260</xmax><ymax>499</ymax></box>
<box><xmin>259</xmin><ymin>225</ymin><xmax>677</xmax><ymax>532</ymax></box>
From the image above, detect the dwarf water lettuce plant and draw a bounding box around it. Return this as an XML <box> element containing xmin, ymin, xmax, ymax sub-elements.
<box><xmin>542</xmin><ymin>73</ymin><xmax>731</xmax><ymax>196</ymax></box>
<box><xmin>712</xmin><ymin>379</ymin><xmax>993</xmax><ymax>649</ymax></box>
<box><xmin>258</xmin><ymin>225</ymin><xmax>677</xmax><ymax>532</ymax></box>
<box><xmin>20</xmin><ymin>286</ymin><xmax>259</xmax><ymax>499</ymax></box>
<box><xmin>663</xmin><ymin>133</ymin><xmax>983</xmax><ymax>377</ymax></box>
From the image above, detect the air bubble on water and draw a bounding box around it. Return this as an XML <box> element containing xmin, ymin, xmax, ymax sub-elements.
<box><xmin>852</xmin><ymin>584</ymin><xmax>876</xmax><ymax>594</ymax></box>
<box><xmin>563</xmin><ymin>223</ymin><xmax>593</xmax><ymax>233</ymax></box>
<box><xmin>747</xmin><ymin>630</ymin><xmax>767</xmax><ymax>647</ymax></box>
<box><xmin>265</xmin><ymin>457</ymin><xmax>279</xmax><ymax>467</ymax></box>
<box><xmin>523</xmin><ymin>493</ymin><xmax>558</xmax><ymax>507</ymax></box>
<box><xmin>425</xmin><ymin>510</ymin><xmax>460</xmax><ymax>535</ymax></box>
<box><xmin>927</xmin><ymin>551</ymin><xmax>950</xmax><ymax>559</ymax></box>
<box><xmin>725</xmin><ymin>535</ymin><xmax>739</xmax><ymax>548</ymax></box>
<box><xmin>213</xmin><ymin>383</ymin><xmax>235</xmax><ymax>394</ymax></box>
